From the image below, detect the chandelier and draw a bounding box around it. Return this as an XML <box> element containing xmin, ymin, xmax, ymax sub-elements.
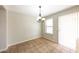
<box><xmin>37</xmin><ymin>5</ymin><xmax>45</xmax><ymax>22</ymax></box>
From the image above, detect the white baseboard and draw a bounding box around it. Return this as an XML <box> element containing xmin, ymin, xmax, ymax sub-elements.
<box><xmin>8</xmin><ymin>36</ymin><xmax>41</xmax><ymax>47</ymax></box>
<box><xmin>0</xmin><ymin>47</ymin><xmax>8</xmax><ymax>52</ymax></box>
<box><xmin>42</xmin><ymin>36</ymin><xmax>58</xmax><ymax>43</ymax></box>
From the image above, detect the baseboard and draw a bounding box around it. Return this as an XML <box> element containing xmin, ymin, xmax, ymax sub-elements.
<box><xmin>0</xmin><ymin>47</ymin><xmax>8</xmax><ymax>52</ymax></box>
<box><xmin>42</xmin><ymin>36</ymin><xmax>58</xmax><ymax>43</ymax></box>
<box><xmin>8</xmin><ymin>36</ymin><xmax>41</xmax><ymax>47</ymax></box>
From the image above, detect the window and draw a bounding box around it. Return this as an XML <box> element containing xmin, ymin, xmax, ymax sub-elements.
<box><xmin>45</xmin><ymin>18</ymin><xmax>53</xmax><ymax>34</ymax></box>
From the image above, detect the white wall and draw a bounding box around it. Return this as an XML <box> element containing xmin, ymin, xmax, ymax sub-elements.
<box><xmin>8</xmin><ymin>11</ymin><xmax>41</xmax><ymax>46</ymax></box>
<box><xmin>0</xmin><ymin>7</ymin><xmax>7</xmax><ymax>51</ymax></box>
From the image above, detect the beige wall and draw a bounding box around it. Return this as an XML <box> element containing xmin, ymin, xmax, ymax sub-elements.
<box><xmin>8</xmin><ymin>11</ymin><xmax>41</xmax><ymax>46</ymax></box>
<box><xmin>0</xmin><ymin>7</ymin><xmax>7</xmax><ymax>51</ymax></box>
<box><xmin>42</xmin><ymin>6</ymin><xmax>78</xmax><ymax>43</ymax></box>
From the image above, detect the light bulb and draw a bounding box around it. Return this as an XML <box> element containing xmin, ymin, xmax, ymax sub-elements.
<box><xmin>42</xmin><ymin>18</ymin><xmax>45</xmax><ymax>21</ymax></box>
<box><xmin>36</xmin><ymin>16</ymin><xmax>42</xmax><ymax>22</ymax></box>
<box><xmin>38</xmin><ymin>16</ymin><xmax>41</xmax><ymax>19</ymax></box>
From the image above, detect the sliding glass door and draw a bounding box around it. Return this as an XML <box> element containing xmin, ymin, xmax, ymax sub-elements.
<box><xmin>58</xmin><ymin>12</ymin><xmax>77</xmax><ymax>50</ymax></box>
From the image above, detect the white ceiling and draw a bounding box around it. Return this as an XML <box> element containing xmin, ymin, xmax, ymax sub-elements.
<box><xmin>5</xmin><ymin>5</ymin><xmax>74</xmax><ymax>17</ymax></box>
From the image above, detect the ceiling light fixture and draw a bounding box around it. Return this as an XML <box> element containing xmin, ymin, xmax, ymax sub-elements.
<box><xmin>37</xmin><ymin>5</ymin><xmax>45</xmax><ymax>22</ymax></box>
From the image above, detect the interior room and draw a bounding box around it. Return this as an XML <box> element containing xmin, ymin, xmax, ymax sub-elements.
<box><xmin>0</xmin><ymin>5</ymin><xmax>79</xmax><ymax>53</ymax></box>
